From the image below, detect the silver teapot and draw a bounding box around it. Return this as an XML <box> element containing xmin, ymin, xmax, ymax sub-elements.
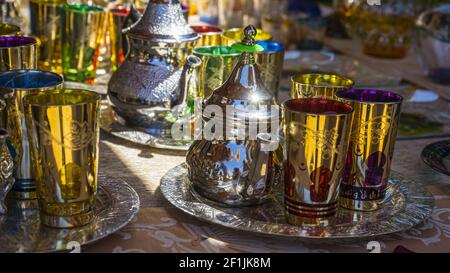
<box><xmin>186</xmin><ymin>26</ymin><xmax>281</xmax><ymax>207</ymax></box>
<box><xmin>108</xmin><ymin>0</ymin><xmax>201</xmax><ymax>142</ymax></box>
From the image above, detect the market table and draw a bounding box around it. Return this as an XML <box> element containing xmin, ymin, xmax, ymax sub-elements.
<box><xmin>82</xmin><ymin>127</ymin><xmax>450</xmax><ymax>253</ymax></box>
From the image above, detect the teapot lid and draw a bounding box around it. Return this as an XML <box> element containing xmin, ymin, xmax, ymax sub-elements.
<box><xmin>416</xmin><ymin>4</ymin><xmax>450</xmax><ymax>42</ymax></box>
<box><xmin>125</xmin><ymin>0</ymin><xmax>199</xmax><ymax>43</ymax></box>
<box><xmin>203</xmin><ymin>26</ymin><xmax>277</xmax><ymax>122</ymax></box>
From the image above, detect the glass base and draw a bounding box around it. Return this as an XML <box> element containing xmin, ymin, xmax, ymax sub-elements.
<box><xmin>40</xmin><ymin>210</ymin><xmax>94</xmax><ymax>228</ymax></box>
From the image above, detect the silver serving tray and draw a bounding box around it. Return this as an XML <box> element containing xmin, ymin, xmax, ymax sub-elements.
<box><xmin>0</xmin><ymin>174</ymin><xmax>140</xmax><ymax>252</ymax></box>
<box><xmin>100</xmin><ymin>101</ymin><xmax>191</xmax><ymax>151</ymax></box>
<box><xmin>161</xmin><ymin>164</ymin><xmax>434</xmax><ymax>239</ymax></box>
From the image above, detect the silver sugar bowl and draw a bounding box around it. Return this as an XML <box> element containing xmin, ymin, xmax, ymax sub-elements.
<box><xmin>186</xmin><ymin>26</ymin><xmax>281</xmax><ymax>207</ymax></box>
<box><xmin>108</xmin><ymin>0</ymin><xmax>201</xmax><ymax>143</ymax></box>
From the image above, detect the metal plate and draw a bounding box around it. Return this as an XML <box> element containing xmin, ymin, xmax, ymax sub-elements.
<box><xmin>0</xmin><ymin>174</ymin><xmax>140</xmax><ymax>252</ymax></box>
<box><xmin>161</xmin><ymin>164</ymin><xmax>434</xmax><ymax>239</ymax></box>
<box><xmin>421</xmin><ymin>140</ymin><xmax>450</xmax><ymax>176</ymax></box>
<box><xmin>99</xmin><ymin>101</ymin><xmax>190</xmax><ymax>151</ymax></box>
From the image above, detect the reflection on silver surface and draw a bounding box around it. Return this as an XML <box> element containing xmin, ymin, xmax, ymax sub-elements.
<box><xmin>161</xmin><ymin>164</ymin><xmax>434</xmax><ymax>239</ymax></box>
<box><xmin>100</xmin><ymin>101</ymin><xmax>191</xmax><ymax>151</ymax></box>
<box><xmin>0</xmin><ymin>174</ymin><xmax>140</xmax><ymax>252</ymax></box>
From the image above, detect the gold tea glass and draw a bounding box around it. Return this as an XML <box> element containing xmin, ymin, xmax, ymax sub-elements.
<box><xmin>291</xmin><ymin>74</ymin><xmax>354</xmax><ymax>100</ymax></box>
<box><xmin>0</xmin><ymin>70</ymin><xmax>64</xmax><ymax>200</ymax></box>
<box><xmin>108</xmin><ymin>7</ymin><xmax>130</xmax><ymax>72</ymax></box>
<box><xmin>283</xmin><ymin>98</ymin><xmax>353</xmax><ymax>226</ymax></box>
<box><xmin>0</xmin><ymin>36</ymin><xmax>37</xmax><ymax>71</ymax></box>
<box><xmin>221</xmin><ymin>27</ymin><xmax>272</xmax><ymax>46</ymax></box>
<box><xmin>108</xmin><ymin>5</ymin><xmax>144</xmax><ymax>72</ymax></box>
<box><xmin>336</xmin><ymin>0</ymin><xmax>419</xmax><ymax>59</ymax></box>
<box><xmin>191</xmin><ymin>25</ymin><xmax>223</xmax><ymax>47</ymax></box>
<box><xmin>255</xmin><ymin>40</ymin><xmax>285</xmax><ymax>102</ymax></box>
<box><xmin>193</xmin><ymin>45</ymin><xmax>241</xmax><ymax>99</ymax></box>
<box><xmin>23</xmin><ymin>89</ymin><xmax>101</xmax><ymax>228</ymax></box>
<box><xmin>30</xmin><ymin>0</ymin><xmax>65</xmax><ymax>74</ymax></box>
<box><xmin>336</xmin><ymin>88</ymin><xmax>403</xmax><ymax>211</ymax></box>
<box><xmin>0</xmin><ymin>23</ymin><xmax>21</xmax><ymax>36</ymax></box>
<box><xmin>61</xmin><ymin>3</ymin><xmax>105</xmax><ymax>84</ymax></box>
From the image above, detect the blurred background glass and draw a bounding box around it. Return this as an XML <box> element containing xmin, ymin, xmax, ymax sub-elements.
<box><xmin>335</xmin><ymin>0</ymin><xmax>439</xmax><ymax>59</ymax></box>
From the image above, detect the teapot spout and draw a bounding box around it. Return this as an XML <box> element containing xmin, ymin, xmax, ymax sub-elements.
<box><xmin>173</xmin><ymin>55</ymin><xmax>202</xmax><ymax>109</ymax></box>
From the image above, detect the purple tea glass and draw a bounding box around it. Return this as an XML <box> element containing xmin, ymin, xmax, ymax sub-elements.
<box><xmin>335</xmin><ymin>88</ymin><xmax>403</xmax><ymax>211</ymax></box>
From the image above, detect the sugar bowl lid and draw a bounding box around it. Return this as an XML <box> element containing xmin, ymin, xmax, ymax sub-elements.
<box><xmin>203</xmin><ymin>25</ymin><xmax>277</xmax><ymax>122</ymax></box>
<box><xmin>416</xmin><ymin>4</ymin><xmax>450</xmax><ymax>42</ymax></box>
<box><xmin>125</xmin><ymin>0</ymin><xmax>199</xmax><ymax>43</ymax></box>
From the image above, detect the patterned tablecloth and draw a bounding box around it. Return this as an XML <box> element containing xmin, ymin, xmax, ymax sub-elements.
<box><xmin>84</xmin><ymin>36</ymin><xmax>450</xmax><ymax>253</ymax></box>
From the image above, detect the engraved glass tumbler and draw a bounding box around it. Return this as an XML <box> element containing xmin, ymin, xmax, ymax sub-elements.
<box><xmin>24</xmin><ymin>89</ymin><xmax>101</xmax><ymax>228</ymax></box>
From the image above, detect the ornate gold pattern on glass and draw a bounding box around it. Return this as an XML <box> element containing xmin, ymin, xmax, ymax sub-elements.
<box><xmin>23</xmin><ymin>89</ymin><xmax>101</xmax><ymax>228</ymax></box>
<box><xmin>0</xmin><ymin>70</ymin><xmax>63</xmax><ymax>200</ymax></box>
<box><xmin>283</xmin><ymin>98</ymin><xmax>353</xmax><ymax>226</ymax></box>
<box><xmin>0</xmin><ymin>36</ymin><xmax>37</xmax><ymax>71</ymax></box>
<box><xmin>336</xmin><ymin>88</ymin><xmax>403</xmax><ymax>211</ymax></box>
<box><xmin>30</xmin><ymin>0</ymin><xmax>65</xmax><ymax>74</ymax></box>
<box><xmin>61</xmin><ymin>3</ymin><xmax>105</xmax><ymax>84</ymax></box>
<box><xmin>291</xmin><ymin>74</ymin><xmax>354</xmax><ymax>100</ymax></box>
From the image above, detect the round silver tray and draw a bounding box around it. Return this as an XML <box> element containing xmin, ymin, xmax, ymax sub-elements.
<box><xmin>161</xmin><ymin>164</ymin><xmax>434</xmax><ymax>239</ymax></box>
<box><xmin>100</xmin><ymin>101</ymin><xmax>191</xmax><ymax>151</ymax></box>
<box><xmin>421</xmin><ymin>140</ymin><xmax>450</xmax><ymax>176</ymax></box>
<box><xmin>0</xmin><ymin>174</ymin><xmax>140</xmax><ymax>252</ymax></box>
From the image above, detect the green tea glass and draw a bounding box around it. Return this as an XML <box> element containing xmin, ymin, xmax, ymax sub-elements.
<box><xmin>61</xmin><ymin>4</ymin><xmax>105</xmax><ymax>84</ymax></box>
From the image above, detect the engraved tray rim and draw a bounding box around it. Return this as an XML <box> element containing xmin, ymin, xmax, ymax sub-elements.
<box><xmin>421</xmin><ymin>139</ymin><xmax>450</xmax><ymax>176</ymax></box>
<box><xmin>160</xmin><ymin>163</ymin><xmax>435</xmax><ymax>240</ymax></box>
<box><xmin>99</xmin><ymin>101</ymin><xmax>190</xmax><ymax>151</ymax></box>
<box><xmin>0</xmin><ymin>174</ymin><xmax>140</xmax><ymax>253</ymax></box>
